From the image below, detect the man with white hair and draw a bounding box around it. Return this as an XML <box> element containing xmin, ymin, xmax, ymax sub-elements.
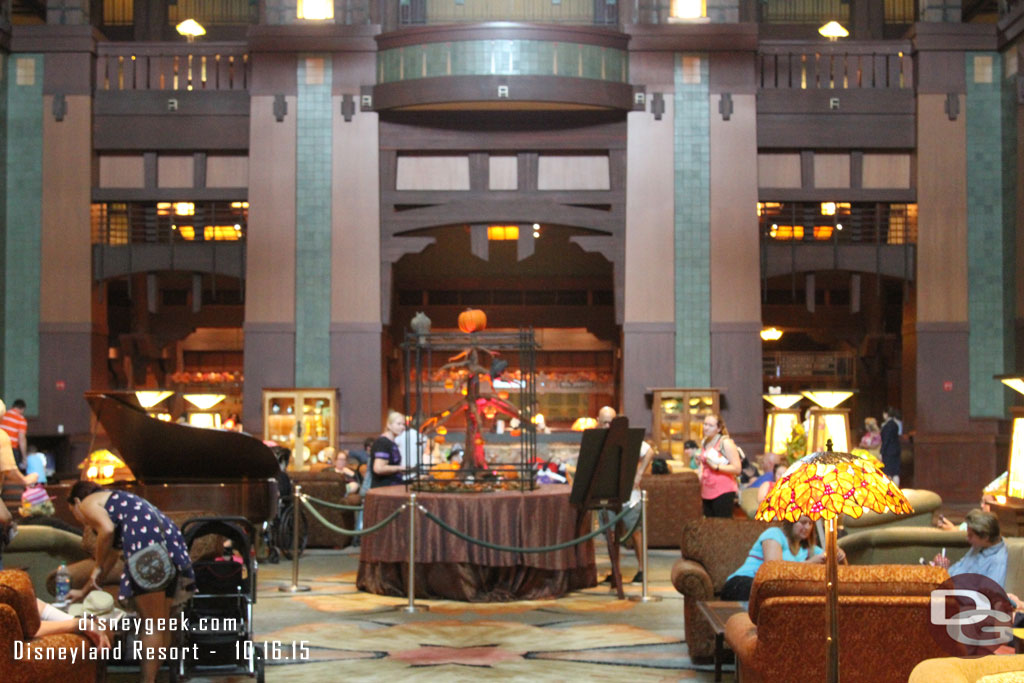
<box><xmin>0</xmin><ymin>399</ymin><xmax>38</xmax><ymax>569</ymax></box>
<box><xmin>596</xmin><ymin>406</ymin><xmax>653</xmax><ymax>584</ymax></box>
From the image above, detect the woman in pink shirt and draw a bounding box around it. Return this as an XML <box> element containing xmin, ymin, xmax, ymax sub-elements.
<box><xmin>697</xmin><ymin>413</ymin><xmax>742</xmax><ymax>517</ymax></box>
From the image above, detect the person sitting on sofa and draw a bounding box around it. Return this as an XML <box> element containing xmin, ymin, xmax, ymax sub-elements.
<box><xmin>756</xmin><ymin>462</ymin><xmax>789</xmax><ymax>505</ymax></box>
<box><xmin>35</xmin><ymin>597</ymin><xmax>110</xmax><ymax>649</ymax></box>
<box><xmin>720</xmin><ymin>515</ymin><xmax>839</xmax><ymax>600</ymax></box>
<box><xmin>935</xmin><ymin>494</ymin><xmax>996</xmax><ymax>532</ymax></box>
<box><xmin>932</xmin><ymin>509</ymin><xmax>1007</xmax><ymax>588</ymax></box>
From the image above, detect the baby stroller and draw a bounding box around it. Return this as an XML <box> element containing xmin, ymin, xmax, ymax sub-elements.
<box><xmin>172</xmin><ymin>516</ymin><xmax>265</xmax><ymax>682</ymax></box>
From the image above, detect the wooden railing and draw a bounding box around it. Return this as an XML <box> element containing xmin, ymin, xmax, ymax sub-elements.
<box><xmin>758</xmin><ymin>42</ymin><xmax>913</xmax><ymax>90</ymax></box>
<box><xmin>95</xmin><ymin>43</ymin><xmax>249</xmax><ymax>91</ymax></box>
<box><xmin>759</xmin><ymin>203</ymin><xmax>917</xmax><ymax>245</ymax></box>
<box><xmin>393</xmin><ymin>0</ymin><xmax>618</xmax><ymax>27</ymax></box>
<box><xmin>763</xmin><ymin>351</ymin><xmax>856</xmax><ymax>381</ymax></box>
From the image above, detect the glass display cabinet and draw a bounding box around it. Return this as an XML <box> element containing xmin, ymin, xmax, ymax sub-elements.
<box><xmin>649</xmin><ymin>388</ymin><xmax>721</xmax><ymax>460</ymax></box>
<box><xmin>262</xmin><ymin>388</ymin><xmax>337</xmax><ymax>470</ymax></box>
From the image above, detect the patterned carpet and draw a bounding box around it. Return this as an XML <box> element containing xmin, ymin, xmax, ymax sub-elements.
<box><xmin>112</xmin><ymin>544</ymin><xmax>729</xmax><ymax>682</ymax></box>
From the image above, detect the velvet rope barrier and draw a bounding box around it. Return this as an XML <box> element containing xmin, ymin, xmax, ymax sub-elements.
<box><xmin>299</xmin><ymin>494</ymin><xmax>364</xmax><ymax>511</ymax></box>
<box><xmin>299</xmin><ymin>494</ymin><xmax>406</xmax><ymax>536</ymax></box>
<box><xmin>416</xmin><ymin>500</ymin><xmax>638</xmax><ymax>554</ymax></box>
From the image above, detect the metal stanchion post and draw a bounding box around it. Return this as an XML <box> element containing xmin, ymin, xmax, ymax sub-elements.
<box><xmin>279</xmin><ymin>485</ymin><xmax>311</xmax><ymax>593</ymax></box>
<box><xmin>403</xmin><ymin>491</ymin><xmax>428</xmax><ymax>613</ymax></box>
<box><xmin>629</xmin><ymin>489</ymin><xmax>661</xmax><ymax>603</ymax></box>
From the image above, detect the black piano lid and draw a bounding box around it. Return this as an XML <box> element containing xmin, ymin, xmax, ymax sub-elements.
<box><xmin>86</xmin><ymin>392</ymin><xmax>280</xmax><ymax>483</ymax></box>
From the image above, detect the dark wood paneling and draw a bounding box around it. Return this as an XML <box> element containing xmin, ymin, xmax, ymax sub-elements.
<box><xmin>914</xmin><ymin>426</ymin><xmax>1006</xmax><ymax>503</ymax></box>
<box><xmin>248</xmin><ymin>23</ymin><xmax>380</xmax><ymax>52</ymax></box>
<box><xmin>330</xmin><ymin>328</ymin><xmax>383</xmax><ymax>434</ymax></box>
<box><xmin>757</xmin><ymin>188</ymin><xmax>915</xmax><ymax>202</ymax></box>
<box><xmin>376</xmin><ymin>22</ymin><xmax>629</xmax><ymax>51</ymax></box>
<box><xmin>757</xmin><ymin>114</ymin><xmax>914</xmax><ymax>148</ymax></box>
<box><xmin>763</xmin><ymin>243</ymin><xmax>915</xmax><ymax>280</ymax></box>
<box><xmin>757</xmin><ymin>89</ymin><xmax>915</xmax><ymax>114</ymax></box>
<box><xmin>379</xmin><ymin>112</ymin><xmax>627</xmax><ymax>150</ymax></box>
<box><xmin>93</xmin><ymin>243</ymin><xmax>246</xmax><ymax>280</ymax></box>
<box><xmin>10</xmin><ymin>24</ymin><xmax>101</xmax><ymax>53</ymax></box>
<box><xmin>915</xmin><ymin>51</ymin><xmax>967</xmax><ymax>95</ymax></box>
<box><xmin>625</xmin><ymin>22</ymin><xmax>759</xmax><ymax>52</ymax></box>
<box><xmin>915</xmin><ymin>324</ymin><xmax>970</xmax><ymax>433</ymax></box>
<box><xmin>382</xmin><ymin>196</ymin><xmax>623</xmax><ymax>235</ymax></box>
<box><xmin>908</xmin><ymin>21</ymin><xmax>997</xmax><ymax>51</ymax></box>
<box><xmin>373</xmin><ymin>75</ymin><xmax>635</xmax><ymax>112</ymax></box>
<box><xmin>38</xmin><ymin>328</ymin><xmax>93</xmax><ymax>435</ymax></box>
<box><xmin>249</xmin><ymin>52</ymin><xmax>298</xmax><ymax>96</ymax></box>
<box><xmin>92</xmin><ymin>188</ymin><xmax>247</xmax><ymax>201</ymax></box>
<box><xmin>242</xmin><ymin>323</ymin><xmax>296</xmax><ymax>437</ymax></box>
<box><xmin>622</xmin><ymin>323</ymin><xmax>675</xmax><ymax>436</ymax></box>
<box><xmin>710</xmin><ymin>324</ymin><xmax>763</xmax><ymax>443</ymax></box>
<box><xmin>1001</xmin><ymin>5</ymin><xmax>1024</xmax><ymax>45</ymax></box>
<box><xmin>95</xmin><ymin>91</ymin><xmax>250</xmax><ymax>116</ymax></box>
<box><xmin>44</xmin><ymin>53</ymin><xmax>93</xmax><ymax>95</ymax></box>
<box><xmin>94</xmin><ymin>115</ymin><xmax>249</xmax><ymax>150</ymax></box>
<box><xmin>709</xmin><ymin>51</ymin><xmax>758</xmax><ymax>95</ymax></box>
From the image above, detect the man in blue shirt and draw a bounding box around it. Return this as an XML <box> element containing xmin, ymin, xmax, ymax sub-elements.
<box><xmin>933</xmin><ymin>509</ymin><xmax>1007</xmax><ymax>589</ymax></box>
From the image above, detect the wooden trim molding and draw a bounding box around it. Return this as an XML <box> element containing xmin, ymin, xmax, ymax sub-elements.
<box><xmin>376</xmin><ymin>23</ymin><xmax>629</xmax><ymax>51</ymax></box>
<box><xmin>373</xmin><ymin>76</ymin><xmax>635</xmax><ymax>112</ymax></box>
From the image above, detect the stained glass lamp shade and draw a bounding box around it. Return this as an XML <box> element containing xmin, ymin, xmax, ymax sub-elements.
<box><xmin>756</xmin><ymin>443</ymin><xmax>913</xmax><ymax>682</ymax></box>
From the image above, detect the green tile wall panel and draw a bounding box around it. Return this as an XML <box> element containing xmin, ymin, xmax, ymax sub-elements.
<box><xmin>377</xmin><ymin>41</ymin><xmax>628</xmax><ymax>83</ymax></box>
<box><xmin>674</xmin><ymin>53</ymin><xmax>711</xmax><ymax>387</ymax></box>
<box><xmin>965</xmin><ymin>52</ymin><xmax>1013</xmax><ymax>417</ymax></box>
<box><xmin>294</xmin><ymin>55</ymin><xmax>332</xmax><ymax>387</ymax></box>
<box><xmin>4</xmin><ymin>55</ymin><xmax>41</xmax><ymax>410</ymax></box>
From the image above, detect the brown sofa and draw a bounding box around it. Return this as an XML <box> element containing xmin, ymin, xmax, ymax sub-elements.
<box><xmin>3</xmin><ymin>525</ymin><xmax>89</xmax><ymax>599</ymax></box>
<box><xmin>0</xmin><ymin>569</ymin><xmax>100</xmax><ymax>683</ymax></box>
<box><xmin>724</xmin><ymin>562</ymin><xmax>952</xmax><ymax>683</ymax></box>
<box><xmin>638</xmin><ymin>471</ymin><xmax>702</xmax><ymax>548</ymax></box>
<box><xmin>838</xmin><ymin>526</ymin><xmax>970</xmax><ymax>567</ymax></box>
<box><xmin>670</xmin><ymin>517</ymin><xmax>775</xmax><ymax>660</ymax></box>
<box><xmin>909</xmin><ymin>654</ymin><xmax>1024</xmax><ymax>682</ymax></box>
<box><xmin>290</xmin><ymin>470</ymin><xmax>360</xmax><ymax>549</ymax></box>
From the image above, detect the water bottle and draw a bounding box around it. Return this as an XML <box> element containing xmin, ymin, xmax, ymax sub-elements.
<box><xmin>55</xmin><ymin>564</ymin><xmax>70</xmax><ymax>604</ymax></box>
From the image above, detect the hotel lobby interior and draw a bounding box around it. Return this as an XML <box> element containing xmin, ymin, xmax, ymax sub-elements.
<box><xmin>3</xmin><ymin>0</ymin><xmax>1024</xmax><ymax>680</ymax></box>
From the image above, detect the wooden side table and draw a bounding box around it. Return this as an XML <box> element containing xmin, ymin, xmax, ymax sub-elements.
<box><xmin>696</xmin><ymin>600</ymin><xmax>748</xmax><ymax>682</ymax></box>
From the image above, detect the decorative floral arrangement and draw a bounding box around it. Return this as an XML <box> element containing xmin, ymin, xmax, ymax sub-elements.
<box><xmin>783</xmin><ymin>423</ymin><xmax>807</xmax><ymax>464</ymax></box>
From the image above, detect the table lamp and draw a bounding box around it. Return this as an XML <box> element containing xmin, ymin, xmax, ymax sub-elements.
<box><xmin>801</xmin><ymin>390</ymin><xmax>854</xmax><ymax>452</ymax></box>
<box><xmin>997</xmin><ymin>376</ymin><xmax>1024</xmax><ymax>500</ymax></box>
<box><xmin>756</xmin><ymin>441</ymin><xmax>912</xmax><ymax>682</ymax></box>
<box><xmin>763</xmin><ymin>393</ymin><xmax>802</xmax><ymax>455</ymax></box>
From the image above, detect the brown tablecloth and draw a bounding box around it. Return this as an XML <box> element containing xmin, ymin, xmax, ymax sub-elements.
<box><xmin>356</xmin><ymin>484</ymin><xmax>597</xmax><ymax>601</ymax></box>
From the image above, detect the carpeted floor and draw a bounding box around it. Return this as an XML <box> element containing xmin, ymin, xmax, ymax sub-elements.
<box><xmin>111</xmin><ymin>542</ymin><xmax>731</xmax><ymax>682</ymax></box>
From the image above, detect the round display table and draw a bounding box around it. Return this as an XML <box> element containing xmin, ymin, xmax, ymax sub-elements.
<box><xmin>356</xmin><ymin>484</ymin><xmax>597</xmax><ymax>601</ymax></box>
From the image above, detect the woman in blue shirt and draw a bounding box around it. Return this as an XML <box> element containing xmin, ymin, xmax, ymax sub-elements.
<box><xmin>720</xmin><ymin>515</ymin><xmax>829</xmax><ymax>600</ymax></box>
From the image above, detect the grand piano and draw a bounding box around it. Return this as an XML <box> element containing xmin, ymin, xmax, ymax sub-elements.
<box><xmin>42</xmin><ymin>393</ymin><xmax>280</xmax><ymax>527</ymax></box>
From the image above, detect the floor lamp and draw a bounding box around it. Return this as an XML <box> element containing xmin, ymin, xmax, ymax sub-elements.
<box><xmin>762</xmin><ymin>393</ymin><xmax>802</xmax><ymax>456</ymax></box>
<box><xmin>756</xmin><ymin>441</ymin><xmax>912</xmax><ymax>682</ymax></box>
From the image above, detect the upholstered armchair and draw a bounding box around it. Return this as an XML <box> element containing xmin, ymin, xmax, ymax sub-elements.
<box><xmin>0</xmin><ymin>569</ymin><xmax>101</xmax><ymax>683</ymax></box>
<box><xmin>670</xmin><ymin>517</ymin><xmax>774</xmax><ymax>661</ymax></box>
<box><xmin>638</xmin><ymin>471</ymin><xmax>702</xmax><ymax>548</ymax></box>
<box><xmin>723</xmin><ymin>562</ymin><xmax>952</xmax><ymax>683</ymax></box>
